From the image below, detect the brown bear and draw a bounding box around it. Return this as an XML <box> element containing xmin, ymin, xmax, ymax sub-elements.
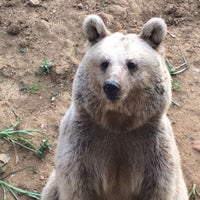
<box><xmin>41</xmin><ymin>15</ymin><xmax>188</xmax><ymax>200</ymax></box>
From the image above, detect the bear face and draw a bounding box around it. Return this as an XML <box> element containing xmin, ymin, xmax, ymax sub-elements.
<box><xmin>72</xmin><ymin>15</ymin><xmax>171</xmax><ymax>132</ymax></box>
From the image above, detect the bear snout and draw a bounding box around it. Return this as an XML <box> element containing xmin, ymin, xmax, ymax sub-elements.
<box><xmin>103</xmin><ymin>81</ymin><xmax>121</xmax><ymax>101</ymax></box>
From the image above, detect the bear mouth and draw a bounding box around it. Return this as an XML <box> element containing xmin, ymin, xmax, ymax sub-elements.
<box><xmin>105</xmin><ymin>95</ymin><xmax>120</xmax><ymax>102</ymax></box>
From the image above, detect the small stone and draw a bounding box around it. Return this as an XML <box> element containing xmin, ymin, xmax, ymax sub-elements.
<box><xmin>28</xmin><ymin>0</ymin><xmax>40</xmax><ymax>6</ymax></box>
<box><xmin>164</xmin><ymin>4</ymin><xmax>177</xmax><ymax>15</ymax></box>
<box><xmin>50</xmin><ymin>64</ymin><xmax>69</xmax><ymax>82</ymax></box>
<box><xmin>40</xmin><ymin>175</ymin><xmax>45</xmax><ymax>180</ymax></box>
<box><xmin>171</xmin><ymin>121</ymin><xmax>176</xmax><ymax>125</ymax></box>
<box><xmin>77</xmin><ymin>3</ymin><xmax>83</xmax><ymax>9</ymax></box>
<box><xmin>189</xmin><ymin>135</ymin><xmax>195</xmax><ymax>141</ymax></box>
<box><xmin>51</xmin><ymin>96</ymin><xmax>55</xmax><ymax>102</ymax></box>
<box><xmin>7</xmin><ymin>24</ymin><xmax>21</xmax><ymax>36</ymax></box>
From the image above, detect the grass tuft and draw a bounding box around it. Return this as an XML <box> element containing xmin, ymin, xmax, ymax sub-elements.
<box><xmin>166</xmin><ymin>50</ymin><xmax>189</xmax><ymax>106</ymax></box>
<box><xmin>189</xmin><ymin>184</ymin><xmax>200</xmax><ymax>200</ymax></box>
<box><xmin>36</xmin><ymin>60</ymin><xmax>52</xmax><ymax>76</ymax></box>
<box><xmin>0</xmin><ymin>164</ymin><xmax>41</xmax><ymax>200</ymax></box>
<box><xmin>172</xmin><ymin>80</ymin><xmax>181</xmax><ymax>91</ymax></box>
<box><xmin>20</xmin><ymin>84</ymin><xmax>43</xmax><ymax>94</ymax></box>
<box><xmin>0</xmin><ymin>112</ymin><xmax>51</xmax><ymax>199</ymax></box>
<box><xmin>166</xmin><ymin>49</ymin><xmax>189</xmax><ymax>76</ymax></box>
<box><xmin>0</xmin><ymin>112</ymin><xmax>51</xmax><ymax>159</ymax></box>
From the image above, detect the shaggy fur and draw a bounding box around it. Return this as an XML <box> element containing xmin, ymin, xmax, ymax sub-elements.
<box><xmin>41</xmin><ymin>15</ymin><xmax>188</xmax><ymax>200</ymax></box>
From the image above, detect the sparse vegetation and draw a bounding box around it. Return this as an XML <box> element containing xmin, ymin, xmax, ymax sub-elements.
<box><xmin>172</xmin><ymin>79</ymin><xmax>181</xmax><ymax>91</ymax></box>
<box><xmin>19</xmin><ymin>48</ymin><xmax>26</xmax><ymax>54</ymax></box>
<box><xmin>0</xmin><ymin>164</ymin><xmax>41</xmax><ymax>200</ymax></box>
<box><xmin>73</xmin><ymin>46</ymin><xmax>80</xmax><ymax>56</ymax></box>
<box><xmin>20</xmin><ymin>83</ymin><xmax>43</xmax><ymax>93</ymax></box>
<box><xmin>0</xmin><ymin>117</ymin><xmax>50</xmax><ymax>159</ymax></box>
<box><xmin>36</xmin><ymin>60</ymin><xmax>52</xmax><ymax>75</ymax></box>
<box><xmin>0</xmin><ymin>112</ymin><xmax>50</xmax><ymax>199</ymax></box>
<box><xmin>166</xmin><ymin>50</ymin><xmax>189</xmax><ymax>87</ymax></box>
<box><xmin>166</xmin><ymin>51</ymin><xmax>189</xmax><ymax>107</ymax></box>
<box><xmin>189</xmin><ymin>184</ymin><xmax>200</xmax><ymax>200</ymax></box>
<box><xmin>166</xmin><ymin>50</ymin><xmax>189</xmax><ymax>92</ymax></box>
<box><xmin>40</xmin><ymin>60</ymin><xmax>52</xmax><ymax>74</ymax></box>
<box><xmin>166</xmin><ymin>50</ymin><xmax>189</xmax><ymax>76</ymax></box>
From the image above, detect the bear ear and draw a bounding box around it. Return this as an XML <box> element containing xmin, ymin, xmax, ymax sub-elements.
<box><xmin>83</xmin><ymin>15</ymin><xmax>110</xmax><ymax>44</ymax></box>
<box><xmin>140</xmin><ymin>18</ymin><xmax>167</xmax><ymax>49</ymax></box>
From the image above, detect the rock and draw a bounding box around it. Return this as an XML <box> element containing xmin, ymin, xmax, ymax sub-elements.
<box><xmin>50</xmin><ymin>64</ymin><xmax>68</xmax><ymax>82</ymax></box>
<box><xmin>28</xmin><ymin>0</ymin><xmax>40</xmax><ymax>6</ymax></box>
<box><xmin>77</xmin><ymin>3</ymin><xmax>83</xmax><ymax>9</ymax></box>
<box><xmin>164</xmin><ymin>4</ymin><xmax>177</xmax><ymax>15</ymax></box>
<box><xmin>7</xmin><ymin>23</ymin><xmax>21</xmax><ymax>36</ymax></box>
<box><xmin>51</xmin><ymin>96</ymin><xmax>55</xmax><ymax>102</ymax></box>
<box><xmin>0</xmin><ymin>65</ymin><xmax>16</xmax><ymax>78</ymax></box>
<box><xmin>54</xmin><ymin>65</ymin><xmax>66</xmax><ymax>75</ymax></box>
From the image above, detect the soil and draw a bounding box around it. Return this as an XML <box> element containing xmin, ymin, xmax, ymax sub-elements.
<box><xmin>0</xmin><ymin>0</ymin><xmax>200</xmax><ymax>199</ymax></box>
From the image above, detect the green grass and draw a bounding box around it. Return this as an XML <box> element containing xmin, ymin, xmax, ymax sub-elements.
<box><xmin>189</xmin><ymin>184</ymin><xmax>200</xmax><ymax>200</ymax></box>
<box><xmin>166</xmin><ymin>50</ymin><xmax>189</xmax><ymax>91</ymax></box>
<box><xmin>172</xmin><ymin>80</ymin><xmax>181</xmax><ymax>91</ymax></box>
<box><xmin>40</xmin><ymin>60</ymin><xmax>52</xmax><ymax>74</ymax></box>
<box><xmin>19</xmin><ymin>48</ymin><xmax>26</xmax><ymax>54</ymax></box>
<box><xmin>0</xmin><ymin>117</ymin><xmax>50</xmax><ymax>159</ymax></box>
<box><xmin>36</xmin><ymin>60</ymin><xmax>52</xmax><ymax>76</ymax></box>
<box><xmin>73</xmin><ymin>46</ymin><xmax>80</xmax><ymax>56</ymax></box>
<box><xmin>0</xmin><ymin>164</ymin><xmax>41</xmax><ymax>200</ymax></box>
<box><xmin>166</xmin><ymin>50</ymin><xmax>189</xmax><ymax>76</ymax></box>
<box><xmin>20</xmin><ymin>84</ymin><xmax>43</xmax><ymax>94</ymax></box>
<box><xmin>0</xmin><ymin>112</ymin><xmax>51</xmax><ymax>199</ymax></box>
<box><xmin>166</xmin><ymin>50</ymin><xmax>189</xmax><ymax>105</ymax></box>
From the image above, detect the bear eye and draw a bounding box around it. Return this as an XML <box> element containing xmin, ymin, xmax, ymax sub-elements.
<box><xmin>127</xmin><ymin>61</ymin><xmax>138</xmax><ymax>71</ymax></box>
<box><xmin>100</xmin><ymin>60</ymin><xmax>109</xmax><ymax>71</ymax></box>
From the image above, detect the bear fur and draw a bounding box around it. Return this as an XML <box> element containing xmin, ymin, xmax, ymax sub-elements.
<box><xmin>41</xmin><ymin>15</ymin><xmax>188</xmax><ymax>200</ymax></box>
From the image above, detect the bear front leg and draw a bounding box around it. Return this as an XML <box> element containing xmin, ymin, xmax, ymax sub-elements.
<box><xmin>56</xmin><ymin>178</ymin><xmax>100</xmax><ymax>200</ymax></box>
<box><xmin>56</xmin><ymin>166</ymin><xmax>101</xmax><ymax>200</ymax></box>
<box><xmin>133</xmin><ymin>172</ymin><xmax>188</xmax><ymax>200</ymax></box>
<box><xmin>41</xmin><ymin>170</ymin><xmax>59</xmax><ymax>200</ymax></box>
<box><xmin>174</xmin><ymin>174</ymin><xmax>188</xmax><ymax>200</ymax></box>
<box><xmin>132</xmin><ymin>165</ymin><xmax>176</xmax><ymax>200</ymax></box>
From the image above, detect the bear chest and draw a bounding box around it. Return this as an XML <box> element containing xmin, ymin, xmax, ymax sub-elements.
<box><xmin>79</xmin><ymin>129</ymin><xmax>173</xmax><ymax>199</ymax></box>
<box><xmin>85</xmin><ymin>134</ymin><xmax>146</xmax><ymax>198</ymax></box>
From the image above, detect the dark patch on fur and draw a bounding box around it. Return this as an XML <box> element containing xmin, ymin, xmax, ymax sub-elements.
<box><xmin>154</xmin><ymin>84</ymin><xmax>165</xmax><ymax>95</ymax></box>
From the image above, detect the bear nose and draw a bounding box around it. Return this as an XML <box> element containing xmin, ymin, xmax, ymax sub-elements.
<box><xmin>103</xmin><ymin>81</ymin><xmax>121</xmax><ymax>101</ymax></box>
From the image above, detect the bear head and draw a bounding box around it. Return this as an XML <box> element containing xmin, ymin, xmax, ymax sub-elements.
<box><xmin>72</xmin><ymin>15</ymin><xmax>171</xmax><ymax>132</ymax></box>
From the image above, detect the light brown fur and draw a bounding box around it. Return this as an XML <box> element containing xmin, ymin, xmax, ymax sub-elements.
<box><xmin>41</xmin><ymin>15</ymin><xmax>188</xmax><ymax>200</ymax></box>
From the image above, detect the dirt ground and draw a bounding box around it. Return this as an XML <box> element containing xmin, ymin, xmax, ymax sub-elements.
<box><xmin>0</xmin><ymin>0</ymin><xmax>200</xmax><ymax>199</ymax></box>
